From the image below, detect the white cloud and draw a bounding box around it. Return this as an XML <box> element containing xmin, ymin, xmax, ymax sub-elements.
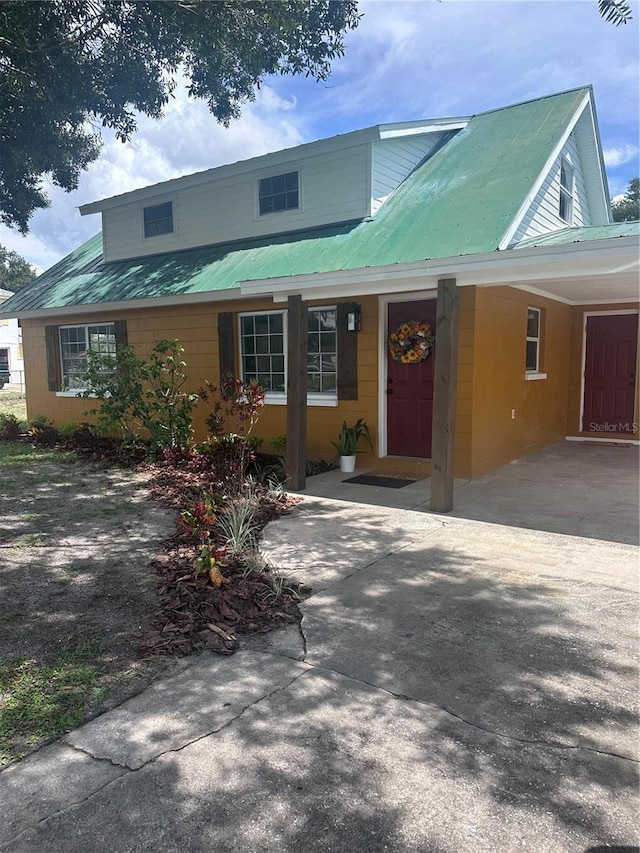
<box><xmin>604</xmin><ymin>144</ymin><xmax>640</xmax><ymax>167</ymax></box>
<box><xmin>0</xmin><ymin>86</ymin><xmax>307</xmax><ymax>271</ymax></box>
<box><xmin>1</xmin><ymin>0</ymin><xmax>638</xmax><ymax>272</ymax></box>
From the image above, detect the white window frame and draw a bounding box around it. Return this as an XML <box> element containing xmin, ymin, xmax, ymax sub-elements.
<box><xmin>254</xmin><ymin>164</ymin><xmax>303</xmax><ymax>221</ymax></box>
<box><xmin>238</xmin><ymin>309</ymin><xmax>287</xmax><ymax>400</ymax></box>
<box><xmin>525</xmin><ymin>307</ymin><xmax>547</xmax><ymax>380</ymax></box>
<box><xmin>559</xmin><ymin>157</ymin><xmax>574</xmax><ymax>224</ymax></box>
<box><xmin>258</xmin><ymin>171</ymin><xmax>299</xmax><ymax>216</ymax></box>
<box><xmin>143</xmin><ymin>199</ymin><xmax>175</xmax><ymax>239</ymax></box>
<box><xmin>237</xmin><ymin>307</ymin><xmax>338</xmax><ymax>407</ymax></box>
<box><xmin>56</xmin><ymin>322</ymin><xmax>117</xmax><ymax>395</ymax></box>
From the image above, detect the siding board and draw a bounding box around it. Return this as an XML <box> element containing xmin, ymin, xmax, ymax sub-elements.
<box><xmin>371</xmin><ymin>135</ymin><xmax>444</xmax><ymax>214</ymax></box>
<box><xmin>102</xmin><ymin>146</ymin><xmax>371</xmax><ymax>261</ymax></box>
<box><xmin>511</xmin><ymin>132</ymin><xmax>592</xmax><ymax>244</ymax></box>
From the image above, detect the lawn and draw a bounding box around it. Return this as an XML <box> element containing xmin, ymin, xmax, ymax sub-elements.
<box><xmin>0</xmin><ymin>391</ymin><xmax>27</xmax><ymax>424</ymax></box>
<box><xmin>0</xmin><ymin>435</ymin><xmax>301</xmax><ymax>766</ymax></box>
<box><xmin>0</xmin><ymin>441</ymin><xmax>174</xmax><ymax>765</ymax></box>
<box><xmin>0</xmin><ymin>366</ymin><xmax>304</xmax><ymax>766</ymax></box>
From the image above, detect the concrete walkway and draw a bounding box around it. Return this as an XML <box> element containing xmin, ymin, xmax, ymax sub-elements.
<box><xmin>2</xmin><ymin>480</ymin><xmax>639</xmax><ymax>850</ymax></box>
<box><xmin>299</xmin><ymin>441</ymin><xmax>640</xmax><ymax>545</ymax></box>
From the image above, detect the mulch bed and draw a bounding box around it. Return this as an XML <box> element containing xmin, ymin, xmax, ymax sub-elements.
<box><xmin>141</xmin><ymin>456</ymin><xmax>307</xmax><ymax>657</ymax></box>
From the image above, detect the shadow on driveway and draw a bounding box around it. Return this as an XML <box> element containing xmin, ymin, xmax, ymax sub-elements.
<box><xmin>4</xmin><ymin>497</ymin><xmax>638</xmax><ymax>852</ymax></box>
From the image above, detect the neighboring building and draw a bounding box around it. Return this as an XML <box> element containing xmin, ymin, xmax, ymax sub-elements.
<box><xmin>0</xmin><ymin>288</ymin><xmax>25</xmax><ymax>392</ymax></box>
<box><xmin>0</xmin><ymin>86</ymin><xmax>638</xmax><ymax>497</ymax></box>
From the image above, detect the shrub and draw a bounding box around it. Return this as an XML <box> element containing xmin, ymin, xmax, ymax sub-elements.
<box><xmin>28</xmin><ymin>415</ymin><xmax>59</xmax><ymax>447</ymax></box>
<box><xmin>81</xmin><ymin>339</ymin><xmax>198</xmax><ymax>457</ymax></box>
<box><xmin>216</xmin><ymin>499</ymin><xmax>259</xmax><ymax>556</ymax></box>
<box><xmin>198</xmin><ymin>375</ymin><xmax>266</xmax><ymax>491</ymax></box>
<box><xmin>0</xmin><ymin>413</ymin><xmax>22</xmax><ymax>441</ymax></box>
<box><xmin>270</xmin><ymin>435</ymin><xmax>287</xmax><ymax>456</ymax></box>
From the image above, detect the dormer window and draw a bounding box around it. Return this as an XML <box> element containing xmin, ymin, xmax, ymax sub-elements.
<box><xmin>143</xmin><ymin>201</ymin><xmax>174</xmax><ymax>238</ymax></box>
<box><xmin>559</xmin><ymin>158</ymin><xmax>574</xmax><ymax>223</ymax></box>
<box><xmin>259</xmin><ymin>172</ymin><xmax>299</xmax><ymax>215</ymax></box>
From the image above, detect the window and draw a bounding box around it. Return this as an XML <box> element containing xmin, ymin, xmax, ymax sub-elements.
<box><xmin>307</xmin><ymin>309</ymin><xmax>336</xmax><ymax>393</ymax></box>
<box><xmin>0</xmin><ymin>348</ymin><xmax>9</xmax><ymax>372</ymax></box>
<box><xmin>143</xmin><ymin>201</ymin><xmax>173</xmax><ymax>238</ymax></box>
<box><xmin>239</xmin><ymin>308</ymin><xmax>337</xmax><ymax>399</ymax></box>
<box><xmin>559</xmin><ymin>157</ymin><xmax>574</xmax><ymax>223</ymax></box>
<box><xmin>526</xmin><ymin>308</ymin><xmax>541</xmax><ymax>373</ymax></box>
<box><xmin>59</xmin><ymin>323</ymin><xmax>116</xmax><ymax>389</ymax></box>
<box><xmin>258</xmin><ymin>172</ymin><xmax>299</xmax><ymax>215</ymax></box>
<box><xmin>240</xmin><ymin>312</ymin><xmax>285</xmax><ymax>393</ymax></box>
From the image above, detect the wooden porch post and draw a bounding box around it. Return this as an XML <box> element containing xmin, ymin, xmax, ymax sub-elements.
<box><xmin>286</xmin><ymin>295</ymin><xmax>308</xmax><ymax>491</ymax></box>
<box><xmin>430</xmin><ymin>278</ymin><xmax>459</xmax><ymax>513</ymax></box>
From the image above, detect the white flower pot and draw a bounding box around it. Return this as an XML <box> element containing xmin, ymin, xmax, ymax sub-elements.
<box><xmin>339</xmin><ymin>455</ymin><xmax>356</xmax><ymax>473</ymax></box>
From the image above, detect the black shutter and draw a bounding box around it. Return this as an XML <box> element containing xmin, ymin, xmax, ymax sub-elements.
<box><xmin>218</xmin><ymin>312</ymin><xmax>235</xmax><ymax>376</ymax></box>
<box><xmin>114</xmin><ymin>320</ymin><xmax>128</xmax><ymax>347</ymax></box>
<box><xmin>337</xmin><ymin>303</ymin><xmax>358</xmax><ymax>401</ymax></box>
<box><xmin>45</xmin><ymin>325</ymin><xmax>61</xmax><ymax>392</ymax></box>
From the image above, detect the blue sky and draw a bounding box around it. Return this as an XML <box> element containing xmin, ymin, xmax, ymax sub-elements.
<box><xmin>2</xmin><ymin>0</ymin><xmax>638</xmax><ymax>273</ymax></box>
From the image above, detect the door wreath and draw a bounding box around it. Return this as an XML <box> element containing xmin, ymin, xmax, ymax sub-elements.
<box><xmin>388</xmin><ymin>321</ymin><xmax>435</xmax><ymax>363</ymax></box>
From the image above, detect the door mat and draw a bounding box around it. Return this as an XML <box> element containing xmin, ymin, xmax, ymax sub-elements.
<box><xmin>343</xmin><ymin>474</ymin><xmax>417</xmax><ymax>489</ymax></box>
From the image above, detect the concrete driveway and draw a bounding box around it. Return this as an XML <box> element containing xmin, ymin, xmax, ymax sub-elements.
<box><xmin>298</xmin><ymin>441</ymin><xmax>640</xmax><ymax>545</ymax></box>
<box><xmin>1</xmin><ymin>489</ymin><xmax>638</xmax><ymax>850</ymax></box>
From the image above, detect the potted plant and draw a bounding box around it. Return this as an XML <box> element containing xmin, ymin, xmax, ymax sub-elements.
<box><xmin>331</xmin><ymin>418</ymin><xmax>374</xmax><ymax>473</ymax></box>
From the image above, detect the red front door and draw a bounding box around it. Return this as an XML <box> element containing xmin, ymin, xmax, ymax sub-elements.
<box><xmin>386</xmin><ymin>299</ymin><xmax>437</xmax><ymax>458</ymax></box>
<box><xmin>582</xmin><ymin>313</ymin><xmax>638</xmax><ymax>433</ymax></box>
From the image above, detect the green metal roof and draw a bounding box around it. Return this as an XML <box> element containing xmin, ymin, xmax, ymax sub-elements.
<box><xmin>2</xmin><ymin>88</ymin><xmax>593</xmax><ymax>316</ymax></box>
<box><xmin>513</xmin><ymin>221</ymin><xmax>640</xmax><ymax>249</ymax></box>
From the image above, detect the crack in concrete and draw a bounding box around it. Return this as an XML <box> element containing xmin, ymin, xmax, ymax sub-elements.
<box><xmin>298</xmin><ymin>619</ymin><xmax>308</xmax><ymax>660</ymax></box>
<box><xmin>64</xmin><ymin>741</ymin><xmax>132</xmax><ymax>771</ymax></box>
<box><xmin>160</xmin><ymin>665</ymin><xmax>311</xmax><ymax>762</ymax></box>
<box><xmin>3</xmin><ymin>665</ymin><xmax>311</xmax><ymax>847</ymax></box>
<box><xmin>305</xmin><ymin>662</ymin><xmax>640</xmax><ymax>765</ymax></box>
<box><xmin>3</xmin><ymin>747</ymin><xmax>129</xmax><ymax>846</ymax></box>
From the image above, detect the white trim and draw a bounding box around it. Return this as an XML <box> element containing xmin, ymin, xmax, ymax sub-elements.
<box><xmin>525</xmin><ymin>306</ymin><xmax>542</xmax><ymax>373</ymax></box>
<box><xmin>265</xmin><ymin>394</ymin><xmax>338</xmax><ymax>408</ymax></box>
<box><xmin>558</xmin><ymin>156</ymin><xmax>575</xmax><ymax>225</ymax></box>
<box><xmin>142</xmin><ymin>198</ymin><xmax>176</xmax><ymax>241</ymax></box>
<box><xmin>578</xmin><ymin>309</ymin><xmax>640</xmax><ymax>316</ymax></box>
<box><xmin>8</xmin><ymin>287</ymin><xmax>244</xmax><ymax>320</ymax></box>
<box><xmin>377</xmin><ymin>290</ymin><xmax>438</xmax><ymax>459</ymax></box>
<box><xmin>378</xmin><ymin>118</ymin><xmax>469</xmax><ymax>138</ymax></box>
<box><xmin>580</xmin><ymin>98</ymin><xmax>613</xmax><ymax>224</ymax></box>
<box><xmin>58</xmin><ymin>321</ymin><xmax>116</xmax><ymax>392</ymax></box>
<box><xmin>566</xmin><ymin>435</ymin><xmax>639</xmax><ymax>446</ymax></box>
<box><xmin>498</xmin><ymin>92</ymin><xmax>590</xmax><ymax>249</ymax></box>
<box><xmin>511</xmin><ymin>284</ymin><xmax>640</xmax><ymax>307</ymax></box>
<box><xmin>79</xmin><ymin>119</ymin><xmax>472</xmax><ymax>217</ymax></box>
<box><xmin>5</xmin><ymin>233</ymin><xmax>637</xmax><ymax>322</ymax></box>
<box><xmin>254</xmin><ymin>163</ymin><xmax>303</xmax><ymax>221</ymax></box>
<box><xmin>524</xmin><ymin>372</ymin><xmax>547</xmax><ymax>381</ymax></box>
<box><xmin>237</xmin><ymin>305</ymin><xmax>339</xmax><ymax>403</ymax></box>
<box><xmin>578</xmin><ymin>309</ymin><xmax>639</xmax><ymax>433</ymax></box>
<box><xmin>513</xmin><ymin>284</ymin><xmax>573</xmax><ymax>306</ymax></box>
<box><xmin>237</xmin><ymin>308</ymin><xmax>287</xmax><ymax>396</ymax></box>
<box><xmin>240</xmin><ymin>234</ymin><xmax>639</xmax><ymax>303</ymax></box>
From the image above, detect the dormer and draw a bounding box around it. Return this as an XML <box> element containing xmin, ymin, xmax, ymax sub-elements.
<box><xmin>79</xmin><ymin>118</ymin><xmax>468</xmax><ymax>263</ymax></box>
<box><xmin>502</xmin><ymin>91</ymin><xmax>611</xmax><ymax>247</ymax></box>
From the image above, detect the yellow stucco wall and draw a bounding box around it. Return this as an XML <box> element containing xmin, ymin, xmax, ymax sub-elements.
<box><xmin>21</xmin><ymin>295</ymin><xmax>385</xmax><ymax>467</ymax></box>
<box><xmin>24</xmin><ymin>284</ymin><xmax>615</xmax><ymax>479</ymax></box>
<box><xmin>566</xmin><ymin>303</ymin><xmax>639</xmax><ymax>441</ymax></box>
<box><xmin>465</xmin><ymin>286</ymin><xmax>572</xmax><ymax>478</ymax></box>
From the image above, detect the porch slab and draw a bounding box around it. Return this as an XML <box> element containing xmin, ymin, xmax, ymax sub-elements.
<box><xmin>300</xmin><ymin>441</ymin><xmax>639</xmax><ymax>544</ymax></box>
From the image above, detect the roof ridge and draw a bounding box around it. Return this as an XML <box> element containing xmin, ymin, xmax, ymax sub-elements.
<box><xmin>475</xmin><ymin>85</ymin><xmax>592</xmax><ymax>119</ymax></box>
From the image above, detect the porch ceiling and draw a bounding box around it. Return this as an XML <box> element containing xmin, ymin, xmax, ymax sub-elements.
<box><xmin>512</xmin><ymin>272</ymin><xmax>639</xmax><ymax>305</ymax></box>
